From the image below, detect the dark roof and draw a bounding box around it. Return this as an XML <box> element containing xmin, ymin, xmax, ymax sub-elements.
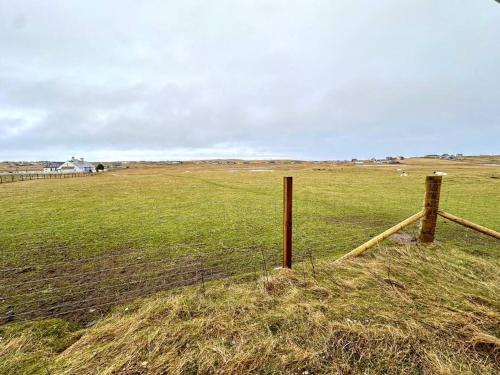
<box><xmin>45</xmin><ymin>162</ymin><xmax>63</xmax><ymax>168</ymax></box>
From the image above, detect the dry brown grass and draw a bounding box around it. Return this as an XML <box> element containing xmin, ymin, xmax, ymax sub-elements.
<box><xmin>2</xmin><ymin>242</ymin><xmax>498</xmax><ymax>374</ymax></box>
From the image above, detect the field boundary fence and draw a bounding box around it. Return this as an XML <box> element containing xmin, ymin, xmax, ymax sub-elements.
<box><xmin>0</xmin><ymin>172</ymin><xmax>95</xmax><ymax>184</ymax></box>
<box><xmin>1</xmin><ymin>173</ymin><xmax>498</xmax><ymax>325</ymax></box>
<box><xmin>282</xmin><ymin>175</ymin><xmax>499</xmax><ymax>268</ymax></box>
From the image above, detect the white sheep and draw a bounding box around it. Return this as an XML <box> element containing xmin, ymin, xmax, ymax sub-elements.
<box><xmin>433</xmin><ymin>171</ymin><xmax>447</xmax><ymax>176</ymax></box>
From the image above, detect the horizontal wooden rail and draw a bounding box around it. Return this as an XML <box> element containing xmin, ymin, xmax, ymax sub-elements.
<box><xmin>438</xmin><ymin>210</ymin><xmax>500</xmax><ymax>240</ymax></box>
<box><xmin>336</xmin><ymin>210</ymin><xmax>425</xmax><ymax>262</ymax></box>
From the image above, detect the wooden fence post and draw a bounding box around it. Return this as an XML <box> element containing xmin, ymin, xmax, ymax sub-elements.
<box><xmin>283</xmin><ymin>176</ymin><xmax>293</xmax><ymax>268</ymax></box>
<box><xmin>419</xmin><ymin>176</ymin><xmax>442</xmax><ymax>242</ymax></box>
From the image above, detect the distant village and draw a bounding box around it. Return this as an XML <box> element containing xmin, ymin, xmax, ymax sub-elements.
<box><xmin>423</xmin><ymin>153</ymin><xmax>464</xmax><ymax>160</ymax></box>
<box><xmin>0</xmin><ymin>153</ymin><xmax>469</xmax><ymax>174</ymax></box>
<box><xmin>348</xmin><ymin>153</ymin><xmax>464</xmax><ymax>165</ymax></box>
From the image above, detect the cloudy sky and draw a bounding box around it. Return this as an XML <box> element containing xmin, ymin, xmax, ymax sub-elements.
<box><xmin>1</xmin><ymin>1</ymin><xmax>499</xmax><ymax>161</ymax></box>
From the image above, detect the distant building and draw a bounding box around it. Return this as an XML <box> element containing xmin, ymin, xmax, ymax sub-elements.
<box><xmin>43</xmin><ymin>162</ymin><xmax>63</xmax><ymax>173</ymax></box>
<box><xmin>58</xmin><ymin>157</ymin><xmax>95</xmax><ymax>173</ymax></box>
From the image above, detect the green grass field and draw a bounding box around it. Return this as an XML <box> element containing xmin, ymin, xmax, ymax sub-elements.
<box><xmin>0</xmin><ymin>158</ymin><xmax>499</xmax><ymax>374</ymax></box>
<box><xmin>1</xmin><ymin>158</ymin><xmax>499</xmax><ymax>323</ymax></box>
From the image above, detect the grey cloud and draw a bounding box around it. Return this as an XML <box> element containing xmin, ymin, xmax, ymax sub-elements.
<box><xmin>1</xmin><ymin>0</ymin><xmax>499</xmax><ymax>160</ymax></box>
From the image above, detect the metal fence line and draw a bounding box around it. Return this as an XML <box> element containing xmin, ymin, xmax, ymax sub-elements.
<box><xmin>1</xmin><ymin>171</ymin><xmax>498</xmax><ymax>325</ymax></box>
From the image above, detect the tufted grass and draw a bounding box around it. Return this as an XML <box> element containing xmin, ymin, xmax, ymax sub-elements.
<box><xmin>1</xmin><ymin>243</ymin><xmax>499</xmax><ymax>374</ymax></box>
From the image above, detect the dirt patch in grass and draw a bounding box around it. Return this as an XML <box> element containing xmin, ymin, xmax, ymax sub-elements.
<box><xmin>390</xmin><ymin>232</ymin><xmax>417</xmax><ymax>244</ymax></box>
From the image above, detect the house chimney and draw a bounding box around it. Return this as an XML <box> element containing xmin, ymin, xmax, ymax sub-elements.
<box><xmin>71</xmin><ymin>156</ymin><xmax>75</xmax><ymax>161</ymax></box>
<box><xmin>80</xmin><ymin>157</ymin><xmax>84</xmax><ymax>162</ymax></box>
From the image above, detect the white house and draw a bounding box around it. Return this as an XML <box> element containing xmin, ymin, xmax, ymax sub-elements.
<box><xmin>58</xmin><ymin>157</ymin><xmax>96</xmax><ymax>173</ymax></box>
<box><xmin>43</xmin><ymin>162</ymin><xmax>63</xmax><ymax>173</ymax></box>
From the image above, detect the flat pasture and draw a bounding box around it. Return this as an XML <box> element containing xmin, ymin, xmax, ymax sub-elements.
<box><xmin>1</xmin><ymin>158</ymin><xmax>499</xmax><ymax>322</ymax></box>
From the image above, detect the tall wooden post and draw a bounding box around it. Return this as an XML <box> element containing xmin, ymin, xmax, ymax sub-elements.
<box><xmin>283</xmin><ymin>176</ymin><xmax>293</xmax><ymax>268</ymax></box>
<box><xmin>419</xmin><ymin>176</ymin><xmax>442</xmax><ymax>242</ymax></box>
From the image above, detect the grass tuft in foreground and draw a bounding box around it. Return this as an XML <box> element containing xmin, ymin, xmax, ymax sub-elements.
<box><xmin>1</xmin><ymin>243</ymin><xmax>499</xmax><ymax>374</ymax></box>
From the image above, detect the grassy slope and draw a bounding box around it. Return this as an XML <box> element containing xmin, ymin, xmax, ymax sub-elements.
<box><xmin>1</xmin><ymin>242</ymin><xmax>499</xmax><ymax>375</ymax></box>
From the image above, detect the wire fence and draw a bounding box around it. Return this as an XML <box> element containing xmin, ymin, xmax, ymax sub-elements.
<box><xmin>1</xmin><ymin>167</ymin><xmax>498</xmax><ymax>325</ymax></box>
<box><xmin>0</xmin><ymin>172</ymin><xmax>95</xmax><ymax>184</ymax></box>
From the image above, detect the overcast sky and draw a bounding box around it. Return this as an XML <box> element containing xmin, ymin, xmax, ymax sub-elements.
<box><xmin>1</xmin><ymin>1</ymin><xmax>499</xmax><ymax>161</ymax></box>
